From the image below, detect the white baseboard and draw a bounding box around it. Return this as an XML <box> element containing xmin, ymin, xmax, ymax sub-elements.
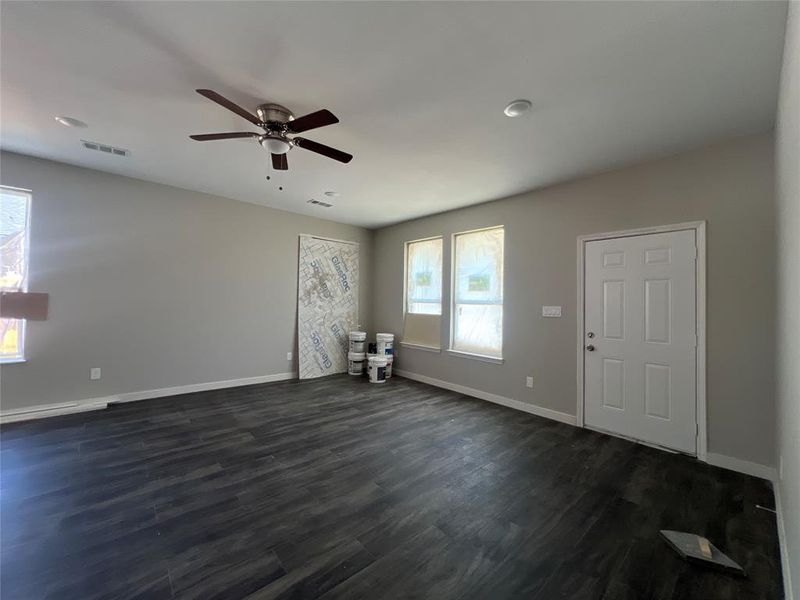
<box><xmin>394</xmin><ymin>369</ymin><xmax>577</xmax><ymax>426</ymax></box>
<box><xmin>109</xmin><ymin>372</ymin><xmax>296</xmax><ymax>404</ymax></box>
<box><xmin>705</xmin><ymin>452</ymin><xmax>778</xmax><ymax>482</ymax></box>
<box><xmin>0</xmin><ymin>372</ymin><xmax>297</xmax><ymax>424</ymax></box>
<box><xmin>775</xmin><ymin>482</ymin><xmax>795</xmax><ymax>600</ymax></box>
<box><xmin>0</xmin><ymin>398</ymin><xmax>110</xmax><ymax>424</ymax></box>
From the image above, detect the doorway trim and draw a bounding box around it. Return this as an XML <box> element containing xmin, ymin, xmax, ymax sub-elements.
<box><xmin>576</xmin><ymin>221</ymin><xmax>707</xmax><ymax>461</ymax></box>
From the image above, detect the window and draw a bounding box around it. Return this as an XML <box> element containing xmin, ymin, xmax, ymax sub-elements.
<box><xmin>451</xmin><ymin>226</ymin><xmax>504</xmax><ymax>359</ymax></box>
<box><xmin>1</xmin><ymin>187</ymin><xmax>31</xmax><ymax>362</ymax></box>
<box><xmin>402</xmin><ymin>237</ymin><xmax>443</xmax><ymax>349</ymax></box>
<box><xmin>406</xmin><ymin>237</ymin><xmax>443</xmax><ymax>315</ymax></box>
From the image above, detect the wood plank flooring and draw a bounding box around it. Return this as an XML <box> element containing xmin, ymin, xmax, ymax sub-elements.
<box><xmin>0</xmin><ymin>375</ymin><xmax>783</xmax><ymax>599</ymax></box>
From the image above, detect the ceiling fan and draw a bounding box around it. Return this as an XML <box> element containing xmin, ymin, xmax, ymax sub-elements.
<box><xmin>189</xmin><ymin>89</ymin><xmax>352</xmax><ymax>171</ymax></box>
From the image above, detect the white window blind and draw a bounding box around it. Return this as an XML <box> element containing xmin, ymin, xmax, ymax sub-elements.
<box><xmin>1</xmin><ymin>187</ymin><xmax>31</xmax><ymax>362</ymax></box>
<box><xmin>403</xmin><ymin>237</ymin><xmax>443</xmax><ymax>349</ymax></box>
<box><xmin>451</xmin><ymin>226</ymin><xmax>504</xmax><ymax>358</ymax></box>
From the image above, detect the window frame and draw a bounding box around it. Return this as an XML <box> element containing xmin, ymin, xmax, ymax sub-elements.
<box><xmin>403</xmin><ymin>235</ymin><xmax>444</xmax><ymax>317</ymax></box>
<box><xmin>401</xmin><ymin>235</ymin><xmax>444</xmax><ymax>352</ymax></box>
<box><xmin>448</xmin><ymin>225</ymin><xmax>505</xmax><ymax>363</ymax></box>
<box><xmin>0</xmin><ymin>185</ymin><xmax>32</xmax><ymax>364</ymax></box>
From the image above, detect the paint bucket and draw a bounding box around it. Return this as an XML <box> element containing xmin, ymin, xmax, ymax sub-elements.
<box><xmin>348</xmin><ymin>352</ymin><xmax>366</xmax><ymax>375</ymax></box>
<box><xmin>368</xmin><ymin>356</ymin><xmax>387</xmax><ymax>383</ymax></box>
<box><xmin>366</xmin><ymin>353</ymin><xmax>378</xmax><ymax>374</ymax></box>
<box><xmin>376</xmin><ymin>333</ymin><xmax>395</xmax><ymax>356</ymax></box>
<box><xmin>348</xmin><ymin>331</ymin><xmax>367</xmax><ymax>354</ymax></box>
<box><xmin>385</xmin><ymin>355</ymin><xmax>394</xmax><ymax>379</ymax></box>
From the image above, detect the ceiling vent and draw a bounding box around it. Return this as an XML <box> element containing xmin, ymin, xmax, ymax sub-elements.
<box><xmin>307</xmin><ymin>199</ymin><xmax>333</xmax><ymax>208</ymax></box>
<box><xmin>81</xmin><ymin>140</ymin><xmax>130</xmax><ymax>157</ymax></box>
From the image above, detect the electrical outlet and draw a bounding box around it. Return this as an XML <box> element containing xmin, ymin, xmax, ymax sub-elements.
<box><xmin>90</xmin><ymin>368</ymin><xmax>101</xmax><ymax>380</ymax></box>
<box><xmin>526</xmin><ymin>376</ymin><xmax>534</xmax><ymax>388</ymax></box>
<box><xmin>286</xmin><ymin>352</ymin><xmax>293</xmax><ymax>361</ymax></box>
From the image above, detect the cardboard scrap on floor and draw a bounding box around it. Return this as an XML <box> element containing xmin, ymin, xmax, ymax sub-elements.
<box><xmin>660</xmin><ymin>530</ymin><xmax>746</xmax><ymax>577</ymax></box>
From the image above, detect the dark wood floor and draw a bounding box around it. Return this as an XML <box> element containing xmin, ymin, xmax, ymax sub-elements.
<box><xmin>0</xmin><ymin>375</ymin><xmax>783</xmax><ymax>599</ymax></box>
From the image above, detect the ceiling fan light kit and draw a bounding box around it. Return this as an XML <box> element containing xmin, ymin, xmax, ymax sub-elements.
<box><xmin>190</xmin><ymin>90</ymin><xmax>353</xmax><ymax>171</ymax></box>
<box><xmin>260</xmin><ymin>135</ymin><xmax>291</xmax><ymax>154</ymax></box>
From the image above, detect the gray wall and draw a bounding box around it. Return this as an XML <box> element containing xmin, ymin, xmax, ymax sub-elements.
<box><xmin>0</xmin><ymin>151</ymin><xmax>373</xmax><ymax>412</ymax></box>
<box><xmin>0</xmin><ymin>133</ymin><xmax>781</xmax><ymax>471</ymax></box>
<box><xmin>775</xmin><ymin>1</ymin><xmax>799</xmax><ymax>594</ymax></box>
<box><xmin>373</xmin><ymin>132</ymin><xmax>776</xmax><ymax>467</ymax></box>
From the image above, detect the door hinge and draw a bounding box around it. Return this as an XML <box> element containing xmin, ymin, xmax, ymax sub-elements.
<box><xmin>689</xmin><ymin>333</ymin><xmax>697</xmax><ymax>348</ymax></box>
<box><xmin>692</xmin><ymin>246</ymin><xmax>698</xmax><ymax>260</ymax></box>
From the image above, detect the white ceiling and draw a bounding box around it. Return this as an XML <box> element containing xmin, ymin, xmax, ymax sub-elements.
<box><xmin>0</xmin><ymin>1</ymin><xmax>787</xmax><ymax>228</ymax></box>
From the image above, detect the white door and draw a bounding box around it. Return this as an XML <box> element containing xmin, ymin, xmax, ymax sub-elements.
<box><xmin>583</xmin><ymin>229</ymin><xmax>697</xmax><ymax>454</ymax></box>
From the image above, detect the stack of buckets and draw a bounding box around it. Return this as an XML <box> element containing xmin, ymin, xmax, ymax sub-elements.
<box><xmin>347</xmin><ymin>331</ymin><xmax>394</xmax><ymax>383</ymax></box>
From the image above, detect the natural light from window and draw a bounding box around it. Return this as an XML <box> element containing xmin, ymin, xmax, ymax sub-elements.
<box><xmin>452</xmin><ymin>226</ymin><xmax>504</xmax><ymax>358</ymax></box>
<box><xmin>1</xmin><ymin>186</ymin><xmax>31</xmax><ymax>362</ymax></box>
<box><xmin>406</xmin><ymin>237</ymin><xmax>443</xmax><ymax>315</ymax></box>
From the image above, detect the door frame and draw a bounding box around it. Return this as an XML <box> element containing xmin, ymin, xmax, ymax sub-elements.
<box><xmin>576</xmin><ymin>221</ymin><xmax>707</xmax><ymax>460</ymax></box>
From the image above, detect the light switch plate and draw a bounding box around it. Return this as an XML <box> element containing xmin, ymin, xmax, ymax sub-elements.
<box><xmin>90</xmin><ymin>367</ymin><xmax>101</xmax><ymax>380</ymax></box>
<box><xmin>526</xmin><ymin>376</ymin><xmax>534</xmax><ymax>388</ymax></box>
<box><xmin>542</xmin><ymin>306</ymin><xmax>562</xmax><ymax>318</ymax></box>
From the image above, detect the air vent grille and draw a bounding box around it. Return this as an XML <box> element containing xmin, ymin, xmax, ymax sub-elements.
<box><xmin>307</xmin><ymin>199</ymin><xmax>333</xmax><ymax>208</ymax></box>
<box><xmin>81</xmin><ymin>140</ymin><xmax>130</xmax><ymax>157</ymax></box>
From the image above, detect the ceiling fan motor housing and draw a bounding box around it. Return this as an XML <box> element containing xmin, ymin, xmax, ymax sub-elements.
<box><xmin>256</xmin><ymin>103</ymin><xmax>294</xmax><ymax>127</ymax></box>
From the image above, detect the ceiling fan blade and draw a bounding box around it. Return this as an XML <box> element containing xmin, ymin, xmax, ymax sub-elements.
<box><xmin>272</xmin><ymin>153</ymin><xmax>288</xmax><ymax>170</ymax></box>
<box><xmin>190</xmin><ymin>132</ymin><xmax>259</xmax><ymax>141</ymax></box>
<box><xmin>286</xmin><ymin>109</ymin><xmax>339</xmax><ymax>133</ymax></box>
<box><xmin>293</xmin><ymin>137</ymin><xmax>353</xmax><ymax>163</ymax></box>
<box><xmin>196</xmin><ymin>89</ymin><xmax>262</xmax><ymax>126</ymax></box>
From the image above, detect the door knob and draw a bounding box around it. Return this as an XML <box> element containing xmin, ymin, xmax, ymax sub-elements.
<box><xmin>586</xmin><ymin>345</ymin><xmax>595</xmax><ymax>351</ymax></box>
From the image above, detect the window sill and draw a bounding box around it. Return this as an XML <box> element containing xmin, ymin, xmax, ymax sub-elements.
<box><xmin>0</xmin><ymin>358</ymin><xmax>27</xmax><ymax>365</ymax></box>
<box><xmin>399</xmin><ymin>342</ymin><xmax>441</xmax><ymax>353</ymax></box>
<box><xmin>446</xmin><ymin>349</ymin><xmax>504</xmax><ymax>364</ymax></box>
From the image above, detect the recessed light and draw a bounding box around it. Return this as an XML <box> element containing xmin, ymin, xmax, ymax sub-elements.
<box><xmin>324</xmin><ymin>191</ymin><xmax>340</xmax><ymax>198</ymax></box>
<box><xmin>54</xmin><ymin>116</ymin><xmax>88</xmax><ymax>128</ymax></box>
<box><xmin>503</xmin><ymin>99</ymin><xmax>532</xmax><ymax>117</ymax></box>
